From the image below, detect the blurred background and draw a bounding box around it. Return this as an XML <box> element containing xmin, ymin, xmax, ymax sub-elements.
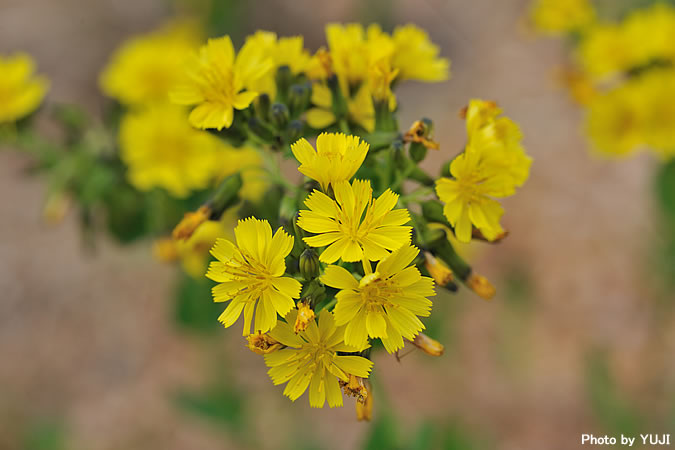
<box><xmin>1</xmin><ymin>0</ymin><xmax>674</xmax><ymax>449</ymax></box>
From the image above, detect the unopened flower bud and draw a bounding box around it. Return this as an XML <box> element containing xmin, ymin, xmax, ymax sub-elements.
<box><xmin>294</xmin><ymin>301</ymin><xmax>316</xmax><ymax>334</ymax></box>
<box><xmin>286</xmin><ymin>119</ymin><xmax>304</xmax><ymax>143</ymax></box>
<box><xmin>421</xmin><ymin>200</ymin><xmax>449</xmax><ymax>226</ymax></box>
<box><xmin>411</xmin><ymin>333</ymin><xmax>444</xmax><ymax>356</ymax></box>
<box><xmin>270</xmin><ymin>103</ymin><xmax>289</xmax><ymax>128</ymax></box>
<box><xmin>255</xmin><ymin>93</ymin><xmax>271</xmax><ymax>121</ymax></box>
<box><xmin>172</xmin><ymin>205</ymin><xmax>211</xmax><ymax>240</ymax></box>
<box><xmin>275</xmin><ymin>65</ymin><xmax>293</xmax><ymax>97</ymax></box>
<box><xmin>211</xmin><ymin>172</ymin><xmax>242</xmax><ymax>214</ymax></box>
<box><xmin>288</xmin><ymin>83</ymin><xmax>311</xmax><ymax>116</ymax></box>
<box><xmin>247</xmin><ymin>332</ymin><xmax>283</xmax><ymax>355</ymax></box>
<box><xmin>248</xmin><ymin>117</ymin><xmax>275</xmax><ymax>142</ymax></box>
<box><xmin>424</xmin><ymin>252</ymin><xmax>454</xmax><ymax>286</ymax></box>
<box><xmin>299</xmin><ymin>248</ymin><xmax>320</xmax><ymax>280</ymax></box>
<box><xmin>467</xmin><ymin>272</ymin><xmax>496</xmax><ymax>300</ymax></box>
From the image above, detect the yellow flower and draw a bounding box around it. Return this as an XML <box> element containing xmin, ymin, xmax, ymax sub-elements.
<box><xmin>294</xmin><ymin>301</ymin><xmax>315</xmax><ymax>334</ymax></box>
<box><xmin>437</xmin><ymin>101</ymin><xmax>532</xmax><ymax>243</ymax></box>
<box><xmin>636</xmin><ymin>69</ymin><xmax>675</xmax><ymax>158</ymax></box>
<box><xmin>264</xmin><ymin>309</ymin><xmax>373</xmax><ymax>408</ymax></box>
<box><xmin>390</xmin><ymin>24</ymin><xmax>450</xmax><ymax>82</ymax></box>
<box><xmin>306</xmin><ymin>82</ymin><xmax>374</xmax><ymax>132</ymax></box>
<box><xmin>435</xmin><ymin>149</ymin><xmax>510</xmax><ymax>243</ymax></box>
<box><xmin>0</xmin><ymin>53</ymin><xmax>48</xmax><ymax>123</ymax></box>
<box><xmin>576</xmin><ymin>24</ymin><xmax>637</xmax><ymax>80</ymax></box>
<box><xmin>530</xmin><ymin>0</ymin><xmax>595</xmax><ymax>35</ymax></box>
<box><xmin>206</xmin><ymin>218</ymin><xmax>302</xmax><ymax>335</ymax></box>
<box><xmin>322</xmin><ymin>244</ymin><xmax>435</xmax><ymax>353</ymax></box>
<box><xmin>368</xmin><ymin>58</ymin><xmax>398</xmax><ymax>108</ymax></box>
<box><xmin>99</xmin><ymin>21</ymin><xmax>200</xmax><ymax>105</ymax></box>
<box><xmin>247</xmin><ymin>332</ymin><xmax>283</xmax><ymax>355</ymax></box>
<box><xmin>291</xmin><ymin>132</ymin><xmax>369</xmax><ymax>191</ymax></box>
<box><xmin>170</xmin><ymin>35</ymin><xmax>273</xmax><ymax>130</ymax></box>
<box><xmin>297</xmin><ymin>179</ymin><xmax>412</xmax><ymax>263</ymax></box>
<box><xmin>119</xmin><ymin>104</ymin><xmax>224</xmax><ymax>197</ymax></box>
<box><xmin>325</xmin><ymin>23</ymin><xmax>372</xmax><ymax>86</ymax></box>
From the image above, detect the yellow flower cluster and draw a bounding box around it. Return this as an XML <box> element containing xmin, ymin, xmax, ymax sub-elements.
<box><xmin>531</xmin><ymin>2</ymin><xmax>675</xmax><ymax>159</ymax></box>
<box><xmin>0</xmin><ymin>53</ymin><xmax>49</xmax><ymax>124</ymax></box>
<box><xmin>436</xmin><ymin>100</ymin><xmax>531</xmax><ymax>242</ymax></box>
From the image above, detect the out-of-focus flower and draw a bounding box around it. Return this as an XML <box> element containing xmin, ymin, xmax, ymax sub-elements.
<box><xmin>291</xmin><ymin>132</ymin><xmax>369</xmax><ymax>191</ymax></box>
<box><xmin>555</xmin><ymin>65</ymin><xmax>597</xmax><ymax>105</ymax></box>
<box><xmin>100</xmin><ymin>21</ymin><xmax>200</xmax><ymax>106</ymax></box>
<box><xmin>264</xmin><ymin>310</ymin><xmax>373</xmax><ymax>408</ymax></box>
<box><xmin>170</xmin><ymin>35</ymin><xmax>273</xmax><ymax>130</ymax></box>
<box><xmin>411</xmin><ymin>333</ymin><xmax>444</xmax><ymax>356</ymax></box>
<box><xmin>212</xmin><ymin>145</ymin><xmax>268</xmax><ymax>202</ymax></box>
<box><xmin>424</xmin><ymin>252</ymin><xmax>454</xmax><ymax>286</ymax></box>
<box><xmin>298</xmin><ymin>179</ymin><xmax>411</xmax><ymax>263</ymax></box>
<box><xmin>323</xmin><ymin>244</ymin><xmax>435</xmax><ymax>353</ymax></box>
<box><xmin>368</xmin><ymin>58</ymin><xmax>398</xmax><ymax>107</ymax></box>
<box><xmin>390</xmin><ymin>24</ymin><xmax>450</xmax><ymax>82</ymax></box>
<box><xmin>206</xmin><ymin>218</ymin><xmax>301</xmax><ymax>335</ymax></box>
<box><xmin>530</xmin><ymin>0</ymin><xmax>595</xmax><ymax>35</ymax></box>
<box><xmin>466</xmin><ymin>272</ymin><xmax>496</xmax><ymax>300</ymax></box>
<box><xmin>437</xmin><ymin>100</ymin><xmax>531</xmax><ymax>243</ymax></box>
<box><xmin>577</xmin><ymin>4</ymin><xmax>675</xmax><ymax>80</ymax></box>
<box><xmin>0</xmin><ymin>53</ymin><xmax>49</xmax><ymax>123</ymax></box>
<box><xmin>119</xmin><ymin>104</ymin><xmax>224</xmax><ymax>197</ymax></box>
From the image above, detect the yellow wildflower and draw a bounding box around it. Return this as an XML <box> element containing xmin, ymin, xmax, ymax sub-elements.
<box><xmin>636</xmin><ymin>69</ymin><xmax>675</xmax><ymax>158</ymax></box>
<box><xmin>437</xmin><ymin>100</ymin><xmax>531</xmax><ymax>243</ymax></box>
<box><xmin>0</xmin><ymin>53</ymin><xmax>49</xmax><ymax>123</ymax></box>
<box><xmin>339</xmin><ymin>374</ymin><xmax>368</xmax><ymax>403</ymax></box>
<box><xmin>577</xmin><ymin>24</ymin><xmax>637</xmax><ymax>80</ymax></box>
<box><xmin>264</xmin><ymin>310</ymin><xmax>373</xmax><ymax>408</ymax></box>
<box><xmin>322</xmin><ymin>244</ymin><xmax>435</xmax><ymax>353</ymax></box>
<box><xmin>119</xmin><ymin>104</ymin><xmax>224</xmax><ymax>197</ymax></box>
<box><xmin>206</xmin><ymin>218</ymin><xmax>302</xmax><ymax>335</ymax></box>
<box><xmin>298</xmin><ymin>179</ymin><xmax>412</xmax><ymax>263</ymax></box>
<box><xmin>368</xmin><ymin>58</ymin><xmax>398</xmax><ymax>108</ymax></box>
<box><xmin>291</xmin><ymin>132</ymin><xmax>369</xmax><ymax>191</ymax></box>
<box><xmin>391</xmin><ymin>24</ymin><xmax>450</xmax><ymax>82</ymax></box>
<box><xmin>173</xmin><ymin>205</ymin><xmax>212</xmax><ymax>240</ymax></box>
<box><xmin>356</xmin><ymin>381</ymin><xmax>373</xmax><ymax>421</ymax></box>
<box><xmin>325</xmin><ymin>23</ymin><xmax>372</xmax><ymax>86</ymax></box>
<box><xmin>423</xmin><ymin>252</ymin><xmax>454</xmax><ymax>286</ymax></box>
<box><xmin>170</xmin><ymin>35</ymin><xmax>273</xmax><ymax>130</ymax></box>
<box><xmin>305</xmin><ymin>82</ymin><xmax>374</xmax><ymax>132</ymax></box>
<box><xmin>530</xmin><ymin>0</ymin><xmax>595</xmax><ymax>35</ymax></box>
<box><xmin>247</xmin><ymin>332</ymin><xmax>283</xmax><ymax>355</ymax></box>
<box><xmin>294</xmin><ymin>301</ymin><xmax>315</xmax><ymax>334</ymax></box>
<box><xmin>99</xmin><ymin>21</ymin><xmax>200</xmax><ymax>105</ymax></box>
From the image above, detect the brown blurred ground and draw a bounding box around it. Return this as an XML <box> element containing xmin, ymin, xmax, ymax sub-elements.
<box><xmin>1</xmin><ymin>1</ymin><xmax>671</xmax><ymax>449</ymax></box>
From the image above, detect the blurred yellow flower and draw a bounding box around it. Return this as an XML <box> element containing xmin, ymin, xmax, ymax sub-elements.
<box><xmin>530</xmin><ymin>0</ymin><xmax>595</xmax><ymax>35</ymax></box>
<box><xmin>577</xmin><ymin>4</ymin><xmax>675</xmax><ymax>80</ymax></box>
<box><xmin>119</xmin><ymin>104</ymin><xmax>225</xmax><ymax>197</ymax></box>
<box><xmin>264</xmin><ymin>309</ymin><xmax>373</xmax><ymax>408</ymax></box>
<box><xmin>206</xmin><ymin>218</ymin><xmax>301</xmax><ymax>335</ymax></box>
<box><xmin>213</xmin><ymin>145</ymin><xmax>268</xmax><ymax>202</ymax></box>
<box><xmin>170</xmin><ymin>35</ymin><xmax>273</xmax><ymax>130</ymax></box>
<box><xmin>298</xmin><ymin>179</ymin><xmax>411</xmax><ymax>263</ymax></box>
<box><xmin>390</xmin><ymin>24</ymin><xmax>450</xmax><ymax>82</ymax></box>
<box><xmin>0</xmin><ymin>53</ymin><xmax>49</xmax><ymax>123</ymax></box>
<box><xmin>177</xmin><ymin>220</ymin><xmax>232</xmax><ymax>278</ymax></box>
<box><xmin>322</xmin><ymin>244</ymin><xmax>435</xmax><ymax>353</ymax></box>
<box><xmin>291</xmin><ymin>132</ymin><xmax>369</xmax><ymax>191</ymax></box>
<box><xmin>100</xmin><ymin>21</ymin><xmax>200</xmax><ymax>105</ymax></box>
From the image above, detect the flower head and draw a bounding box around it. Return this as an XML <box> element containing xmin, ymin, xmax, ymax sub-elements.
<box><xmin>100</xmin><ymin>21</ymin><xmax>200</xmax><ymax>105</ymax></box>
<box><xmin>436</xmin><ymin>100</ymin><xmax>531</xmax><ymax>242</ymax></box>
<box><xmin>391</xmin><ymin>25</ymin><xmax>450</xmax><ymax>82</ymax></box>
<box><xmin>170</xmin><ymin>35</ymin><xmax>273</xmax><ymax>130</ymax></box>
<box><xmin>264</xmin><ymin>310</ymin><xmax>373</xmax><ymax>408</ymax></box>
<box><xmin>0</xmin><ymin>53</ymin><xmax>49</xmax><ymax>123</ymax></box>
<box><xmin>119</xmin><ymin>104</ymin><xmax>225</xmax><ymax>197</ymax></box>
<box><xmin>291</xmin><ymin>133</ymin><xmax>369</xmax><ymax>191</ymax></box>
<box><xmin>306</xmin><ymin>83</ymin><xmax>374</xmax><ymax>132</ymax></box>
<box><xmin>206</xmin><ymin>218</ymin><xmax>302</xmax><ymax>335</ymax></box>
<box><xmin>322</xmin><ymin>244</ymin><xmax>435</xmax><ymax>353</ymax></box>
<box><xmin>298</xmin><ymin>179</ymin><xmax>412</xmax><ymax>263</ymax></box>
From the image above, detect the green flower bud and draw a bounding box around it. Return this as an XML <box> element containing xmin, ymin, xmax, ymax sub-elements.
<box><xmin>270</xmin><ymin>103</ymin><xmax>289</xmax><ymax>128</ymax></box>
<box><xmin>210</xmin><ymin>172</ymin><xmax>242</xmax><ymax>215</ymax></box>
<box><xmin>409</xmin><ymin>142</ymin><xmax>427</xmax><ymax>163</ymax></box>
<box><xmin>275</xmin><ymin>65</ymin><xmax>293</xmax><ymax>100</ymax></box>
<box><xmin>286</xmin><ymin>119</ymin><xmax>304</xmax><ymax>143</ymax></box>
<box><xmin>299</xmin><ymin>248</ymin><xmax>320</xmax><ymax>280</ymax></box>
<box><xmin>248</xmin><ymin>117</ymin><xmax>275</xmax><ymax>143</ymax></box>
<box><xmin>255</xmin><ymin>93</ymin><xmax>271</xmax><ymax>121</ymax></box>
<box><xmin>288</xmin><ymin>83</ymin><xmax>311</xmax><ymax>117</ymax></box>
